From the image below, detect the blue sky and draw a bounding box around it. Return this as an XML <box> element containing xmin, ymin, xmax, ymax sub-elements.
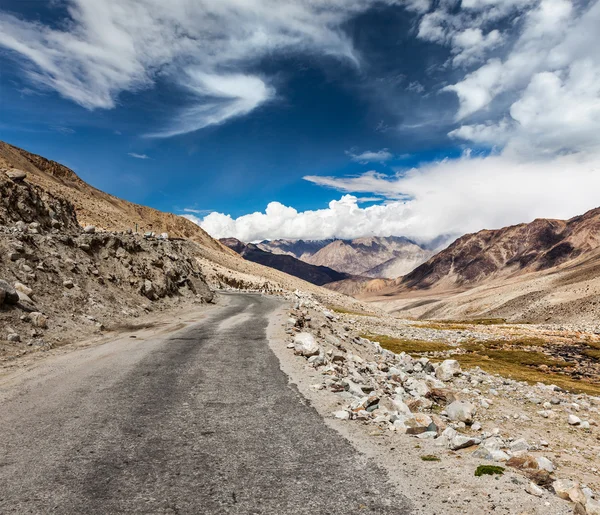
<box><xmin>1</xmin><ymin>0</ymin><xmax>599</xmax><ymax>242</ymax></box>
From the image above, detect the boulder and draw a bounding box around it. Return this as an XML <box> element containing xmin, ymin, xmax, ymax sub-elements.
<box><xmin>14</xmin><ymin>282</ymin><xmax>33</xmax><ymax>298</ymax></box>
<box><xmin>509</xmin><ymin>438</ymin><xmax>530</xmax><ymax>453</ymax></box>
<box><xmin>525</xmin><ymin>482</ymin><xmax>544</xmax><ymax>497</ymax></box>
<box><xmin>63</xmin><ymin>280</ymin><xmax>75</xmax><ymax>289</ymax></box>
<box><xmin>293</xmin><ymin>333</ymin><xmax>320</xmax><ymax>357</ymax></box>
<box><xmin>436</xmin><ymin>360</ymin><xmax>462</xmax><ymax>381</ymax></box>
<box><xmin>30</xmin><ymin>312</ymin><xmax>48</xmax><ymax>329</ymax></box>
<box><xmin>5</xmin><ymin>169</ymin><xmax>27</xmax><ymax>181</ymax></box>
<box><xmin>333</xmin><ymin>410</ymin><xmax>350</xmax><ymax>420</ymax></box>
<box><xmin>84</xmin><ymin>225</ymin><xmax>96</xmax><ymax>234</ymax></box>
<box><xmin>0</xmin><ymin>280</ymin><xmax>19</xmax><ymax>305</ymax></box>
<box><xmin>7</xmin><ymin>333</ymin><xmax>20</xmax><ymax>342</ymax></box>
<box><xmin>446</xmin><ymin>400</ymin><xmax>476</xmax><ymax>424</ymax></box>
<box><xmin>553</xmin><ymin>479</ymin><xmax>586</xmax><ymax>504</ymax></box>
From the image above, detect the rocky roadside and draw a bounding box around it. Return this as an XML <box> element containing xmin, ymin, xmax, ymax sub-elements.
<box><xmin>0</xmin><ymin>170</ymin><xmax>214</xmax><ymax>361</ymax></box>
<box><xmin>275</xmin><ymin>290</ymin><xmax>600</xmax><ymax>515</ymax></box>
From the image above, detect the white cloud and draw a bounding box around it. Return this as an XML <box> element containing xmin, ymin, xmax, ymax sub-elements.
<box><xmin>128</xmin><ymin>152</ymin><xmax>150</xmax><ymax>159</ymax></box>
<box><xmin>0</xmin><ymin>0</ymin><xmax>413</xmax><ymax>137</ymax></box>
<box><xmin>197</xmin><ymin>152</ymin><xmax>600</xmax><ymax>243</ymax></box>
<box><xmin>346</xmin><ymin>149</ymin><xmax>393</xmax><ymax>163</ymax></box>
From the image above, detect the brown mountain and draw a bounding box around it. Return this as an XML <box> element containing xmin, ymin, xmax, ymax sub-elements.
<box><xmin>0</xmin><ymin>141</ymin><xmax>226</xmax><ymax>253</ymax></box>
<box><xmin>258</xmin><ymin>236</ymin><xmax>432</xmax><ymax>278</ymax></box>
<box><xmin>220</xmin><ymin>238</ymin><xmax>353</xmax><ymax>286</ymax></box>
<box><xmin>400</xmin><ymin>210</ymin><xmax>600</xmax><ymax>290</ymax></box>
<box><xmin>341</xmin><ymin>208</ymin><xmax>600</xmax><ymax>324</ymax></box>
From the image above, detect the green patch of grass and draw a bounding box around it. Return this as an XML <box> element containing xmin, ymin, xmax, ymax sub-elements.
<box><xmin>475</xmin><ymin>465</ymin><xmax>505</xmax><ymax>477</ymax></box>
<box><xmin>361</xmin><ymin>333</ymin><xmax>452</xmax><ymax>355</ymax></box>
<box><xmin>421</xmin><ymin>455</ymin><xmax>441</xmax><ymax>462</ymax></box>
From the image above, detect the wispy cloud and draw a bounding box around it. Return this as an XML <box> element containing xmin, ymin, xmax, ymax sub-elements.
<box><xmin>0</xmin><ymin>0</ymin><xmax>419</xmax><ymax>138</ymax></box>
<box><xmin>346</xmin><ymin>149</ymin><xmax>394</xmax><ymax>163</ymax></box>
<box><xmin>128</xmin><ymin>153</ymin><xmax>150</xmax><ymax>160</ymax></box>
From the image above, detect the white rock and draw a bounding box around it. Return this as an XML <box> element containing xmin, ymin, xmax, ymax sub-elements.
<box><xmin>525</xmin><ymin>482</ymin><xmax>544</xmax><ymax>497</ymax></box>
<box><xmin>14</xmin><ymin>282</ymin><xmax>33</xmax><ymax>298</ymax></box>
<box><xmin>568</xmin><ymin>414</ymin><xmax>582</xmax><ymax>425</ymax></box>
<box><xmin>586</xmin><ymin>499</ymin><xmax>600</xmax><ymax>515</ymax></box>
<box><xmin>435</xmin><ymin>359</ymin><xmax>462</xmax><ymax>381</ymax></box>
<box><xmin>472</xmin><ymin>422</ymin><xmax>482</xmax><ymax>431</ymax></box>
<box><xmin>553</xmin><ymin>479</ymin><xmax>586</xmax><ymax>503</ymax></box>
<box><xmin>580</xmin><ymin>420</ymin><xmax>591</xmax><ymax>430</ymax></box>
<box><xmin>446</xmin><ymin>400</ymin><xmax>476</xmax><ymax>424</ymax></box>
<box><xmin>510</xmin><ymin>438</ymin><xmax>530</xmax><ymax>453</ymax></box>
<box><xmin>293</xmin><ymin>333</ymin><xmax>320</xmax><ymax>357</ymax></box>
<box><xmin>537</xmin><ymin>456</ymin><xmax>554</xmax><ymax>473</ymax></box>
<box><xmin>333</xmin><ymin>410</ymin><xmax>350</xmax><ymax>420</ymax></box>
<box><xmin>84</xmin><ymin>225</ymin><xmax>96</xmax><ymax>234</ymax></box>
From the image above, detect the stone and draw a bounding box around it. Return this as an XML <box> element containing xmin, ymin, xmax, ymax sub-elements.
<box><xmin>472</xmin><ymin>422</ymin><xmax>482</xmax><ymax>431</ymax></box>
<box><xmin>525</xmin><ymin>482</ymin><xmax>544</xmax><ymax>497</ymax></box>
<box><xmin>293</xmin><ymin>332</ymin><xmax>320</xmax><ymax>357</ymax></box>
<box><xmin>586</xmin><ymin>499</ymin><xmax>600</xmax><ymax>515</ymax></box>
<box><xmin>580</xmin><ymin>420</ymin><xmax>591</xmax><ymax>430</ymax></box>
<box><xmin>436</xmin><ymin>359</ymin><xmax>462</xmax><ymax>381</ymax></box>
<box><xmin>7</xmin><ymin>333</ymin><xmax>20</xmax><ymax>342</ymax></box>
<box><xmin>0</xmin><ymin>280</ymin><xmax>19</xmax><ymax>305</ymax></box>
<box><xmin>404</xmin><ymin>414</ymin><xmax>434</xmax><ymax>435</ymax></box>
<box><xmin>553</xmin><ymin>479</ymin><xmax>586</xmax><ymax>503</ymax></box>
<box><xmin>536</xmin><ymin>456</ymin><xmax>554</xmax><ymax>473</ymax></box>
<box><xmin>437</xmin><ymin>427</ymin><xmax>480</xmax><ymax>450</ymax></box>
<box><xmin>568</xmin><ymin>414</ymin><xmax>582</xmax><ymax>425</ymax></box>
<box><xmin>84</xmin><ymin>225</ymin><xmax>96</xmax><ymax>234</ymax></box>
<box><xmin>30</xmin><ymin>312</ymin><xmax>48</xmax><ymax>329</ymax></box>
<box><xmin>141</xmin><ymin>279</ymin><xmax>156</xmax><ymax>300</ymax></box>
<box><xmin>333</xmin><ymin>410</ymin><xmax>350</xmax><ymax>420</ymax></box>
<box><xmin>5</xmin><ymin>169</ymin><xmax>27</xmax><ymax>181</ymax></box>
<box><xmin>510</xmin><ymin>438</ymin><xmax>530</xmax><ymax>453</ymax></box>
<box><xmin>14</xmin><ymin>282</ymin><xmax>33</xmax><ymax>298</ymax></box>
<box><xmin>446</xmin><ymin>400</ymin><xmax>476</xmax><ymax>424</ymax></box>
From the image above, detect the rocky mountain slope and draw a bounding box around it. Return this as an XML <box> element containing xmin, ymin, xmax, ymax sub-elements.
<box><xmin>0</xmin><ymin>141</ymin><xmax>227</xmax><ymax>253</ymax></box>
<box><xmin>400</xmin><ymin>211</ymin><xmax>600</xmax><ymax>290</ymax></box>
<box><xmin>260</xmin><ymin>236</ymin><xmax>432</xmax><ymax>278</ymax></box>
<box><xmin>0</xmin><ymin>172</ymin><xmax>214</xmax><ymax>358</ymax></box>
<box><xmin>329</xmin><ymin>208</ymin><xmax>600</xmax><ymax>325</ymax></box>
<box><xmin>220</xmin><ymin>238</ymin><xmax>353</xmax><ymax>286</ymax></box>
<box><xmin>256</xmin><ymin>239</ymin><xmax>333</xmax><ymax>260</ymax></box>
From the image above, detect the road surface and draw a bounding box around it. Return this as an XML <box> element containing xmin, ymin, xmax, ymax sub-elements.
<box><xmin>0</xmin><ymin>293</ymin><xmax>411</xmax><ymax>514</ymax></box>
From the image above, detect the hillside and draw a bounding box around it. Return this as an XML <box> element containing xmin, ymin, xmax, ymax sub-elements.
<box><xmin>220</xmin><ymin>238</ymin><xmax>353</xmax><ymax>286</ymax></box>
<box><xmin>342</xmin><ymin>208</ymin><xmax>600</xmax><ymax>325</ymax></box>
<box><xmin>0</xmin><ymin>141</ymin><xmax>227</xmax><ymax>253</ymax></box>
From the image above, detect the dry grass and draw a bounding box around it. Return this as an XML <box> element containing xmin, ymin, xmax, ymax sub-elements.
<box><xmin>413</xmin><ymin>318</ymin><xmax>507</xmax><ymax>330</ymax></box>
<box><xmin>329</xmin><ymin>306</ymin><xmax>372</xmax><ymax>316</ymax></box>
<box><xmin>362</xmin><ymin>334</ymin><xmax>453</xmax><ymax>354</ymax></box>
<box><xmin>368</xmin><ymin>331</ymin><xmax>600</xmax><ymax>396</ymax></box>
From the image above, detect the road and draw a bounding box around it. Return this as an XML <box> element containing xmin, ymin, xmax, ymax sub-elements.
<box><xmin>0</xmin><ymin>293</ymin><xmax>411</xmax><ymax>514</ymax></box>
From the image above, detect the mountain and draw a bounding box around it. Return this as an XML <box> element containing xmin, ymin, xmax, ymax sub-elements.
<box><xmin>220</xmin><ymin>238</ymin><xmax>353</xmax><ymax>286</ymax></box>
<box><xmin>301</xmin><ymin>236</ymin><xmax>433</xmax><ymax>277</ymax></box>
<box><xmin>400</xmin><ymin>211</ymin><xmax>600</xmax><ymax>290</ymax></box>
<box><xmin>344</xmin><ymin>208</ymin><xmax>600</xmax><ymax>324</ymax></box>
<box><xmin>256</xmin><ymin>239</ymin><xmax>333</xmax><ymax>259</ymax></box>
<box><xmin>0</xmin><ymin>141</ymin><xmax>226</xmax><ymax>253</ymax></box>
<box><xmin>0</xmin><ymin>141</ymin><xmax>371</xmax><ymax>320</ymax></box>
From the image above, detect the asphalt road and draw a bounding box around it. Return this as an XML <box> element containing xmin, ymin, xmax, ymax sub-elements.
<box><xmin>0</xmin><ymin>293</ymin><xmax>412</xmax><ymax>514</ymax></box>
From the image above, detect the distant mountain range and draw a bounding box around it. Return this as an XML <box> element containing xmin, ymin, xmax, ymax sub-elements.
<box><xmin>326</xmin><ymin>207</ymin><xmax>600</xmax><ymax>324</ymax></box>
<box><xmin>258</xmin><ymin>236</ymin><xmax>433</xmax><ymax>278</ymax></box>
<box><xmin>219</xmin><ymin>238</ymin><xmax>353</xmax><ymax>286</ymax></box>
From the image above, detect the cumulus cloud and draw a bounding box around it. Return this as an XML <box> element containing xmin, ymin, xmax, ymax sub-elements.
<box><xmin>346</xmin><ymin>149</ymin><xmax>393</xmax><ymax>163</ymax></box>
<box><xmin>0</xmin><ymin>0</ymin><xmax>414</xmax><ymax>137</ymax></box>
<box><xmin>197</xmin><ymin>152</ymin><xmax>600</xmax><ymax>243</ymax></box>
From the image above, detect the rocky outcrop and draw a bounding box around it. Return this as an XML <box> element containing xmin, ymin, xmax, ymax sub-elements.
<box><xmin>0</xmin><ymin>174</ymin><xmax>213</xmax><ymax>354</ymax></box>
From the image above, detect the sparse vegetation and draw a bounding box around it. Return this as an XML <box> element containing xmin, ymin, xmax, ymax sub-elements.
<box><xmin>421</xmin><ymin>455</ymin><xmax>441</xmax><ymax>462</ymax></box>
<box><xmin>412</xmin><ymin>318</ymin><xmax>507</xmax><ymax>330</ymax></box>
<box><xmin>475</xmin><ymin>465</ymin><xmax>504</xmax><ymax>477</ymax></box>
<box><xmin>329</xmin><ymin>306</ymin><xmax>371</xmax><ymax>316</ymax></box>
<box><xmin>361</xmin><ymin>334</ymin><xmax>453</xmax><ymax>354</ymax></box>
